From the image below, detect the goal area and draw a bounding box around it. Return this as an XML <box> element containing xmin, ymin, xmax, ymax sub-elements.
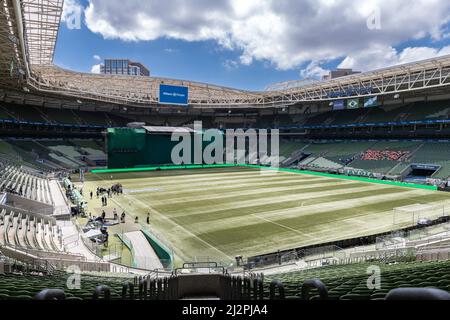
<box><xmin>393</xmin><ymin>202</ymin><xmax>450</xmax><ymax>227</ymax></box>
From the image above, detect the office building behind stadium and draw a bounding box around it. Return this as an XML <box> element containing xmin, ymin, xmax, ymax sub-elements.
<box><xmin>1</xmin><ymin>0</ymin><xmax>450</xmax><ymax>302</ymax></box>
<box><xmin>100</xmin><ymin>59</ymin><xmax>150</xmax><ymax>77</ymax></box>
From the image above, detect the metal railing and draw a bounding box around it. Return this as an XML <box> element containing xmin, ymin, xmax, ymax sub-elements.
<box><xmin>175</xmin><ymin>261</ymin><xmax>226</xmax><ymax>276</ymax></box>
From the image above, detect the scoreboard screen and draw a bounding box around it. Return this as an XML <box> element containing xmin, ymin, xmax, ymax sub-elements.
<box><xmin>159</xmin><ymin>84</ymin><xmax>189</xmax><ymax>106</ymax></box>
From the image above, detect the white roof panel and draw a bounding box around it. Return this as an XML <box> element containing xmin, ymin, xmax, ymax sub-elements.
<box><xmin>142</xmin><ymin>126</ymin><xmax>195</xmax><ymax>133</ymax></box>
<box><xmin>22</xmin><ymin>0</ymin><xmax>64</xmax><ymax>65</ymax></box>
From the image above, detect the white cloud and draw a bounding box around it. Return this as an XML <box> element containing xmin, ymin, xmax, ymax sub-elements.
<box><xmin>93</xmin><ymin>55</ymin><xmax>101</xmax><ymax>61</ymax></box>
<box><xmin>61</xmin><ymin>0</ymin><xmax>82</xmax><ymax>21</ymax></box>
<box><xmin>338</xmin><ymin>44</ymin><xmax>398</xmax><ymax>71</ymax></box>
<box><xmin>91</xmin><ymin>64</ymin><xmax>101</xmax><ymax>74</ymax></box>
<box><xmin>399</xmin><ymin>46</ymin><xmax>450</xmax><ymax>64</ymax></box>
<box><xmin>338</xmin><ymin>45</ymin><xmax>450</xmax><ymax>71</ymax></box>
<box><xmin>164</xmin><ymin>48</ymin><xmax>179</xmax><ymax>53</ymax></box>
<box><xmin>223</xmin><ymin>59</ymin><xmax>239</xmax><ymax>71</ymax></box>
<box><xmin>80</xmin><ymin>0</ymin><xmax>450</xmax><ymax>71</ymax></box>
<box><xmin>239</xmin><ymin>54</ymin><xmax>253</xmax><ymax>66</ymax></box>
<box><xmin>300</xmin><ymin>62</ymin><xmax>330</xmax><ymax>79</ymax></box>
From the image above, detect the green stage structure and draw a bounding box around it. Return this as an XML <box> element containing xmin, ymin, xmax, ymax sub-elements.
<box><xmin>106</xmin><ymin>126</ymin><xmax>221</xmax><ymax>169</ymax></box>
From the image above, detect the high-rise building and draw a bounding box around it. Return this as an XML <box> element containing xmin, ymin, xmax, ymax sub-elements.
<box><xmin>100</xmin><ymin>59</ymin><xmax>150</xmax><ymax>77</ymax></box>
<box><xmin>322</xmin><ymin>68</ymin><xmax>360</xmax><ymax>81</ymax></box>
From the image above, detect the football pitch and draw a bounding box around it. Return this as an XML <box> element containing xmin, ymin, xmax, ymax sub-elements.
<box><xmin>83</xmin><ymin>167</ymin><xmax>450</xmax><ymax>265</ymax></box>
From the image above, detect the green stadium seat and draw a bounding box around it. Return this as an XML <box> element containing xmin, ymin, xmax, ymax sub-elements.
<box><xmin>66</xmin><ymin>296</ymin><xmax>84</xmax><ymax>301</ymax></box>
<box><xmin>339</xmin><ymin>293</ymin><xmax>368</xmax><ymax>300</ymax></box>
<box><xmin>370</xmin><ymin>292</ymin><xmax>388</xmax><ymax>299</ymax></box>
<box><xmin>265</xmin><ymin>260</ymin><xmax>450</xmax><ymax>300</ymax></box>
<box><xmin>0</xmin><ymin>293</ymin><xmax>10</xmax><ymax>299</ymax></box>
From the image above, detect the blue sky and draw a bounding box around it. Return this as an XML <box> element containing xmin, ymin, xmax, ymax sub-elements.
<box><xmin>54</xmin><ymin>23</ymin><xmax>302</xmax><ymax>91</ymax></box>
<box><xmin>56</xmin><ymin>0</ymin><xmax>450</xmax><ymax>91</ymax></box>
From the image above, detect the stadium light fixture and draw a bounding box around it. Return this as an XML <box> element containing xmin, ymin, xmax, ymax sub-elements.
<box><xmin>329</xmin><ymin>102</ymin><xmax>334</xmax><ymax>107</ymax></box>
<box><xmin>23</xmin><ymin>87</ymin><xmax>30</xmax><ymax>93</ymax></box>
<box><xmin>394</xmin><ymin>94</ymin><xmax>400</xmax><ymax>99</ymax></box>
<box><xmin>76</xmin><ymin>99</ymin><xmax>82</xmax><ymax>104</ymax></box>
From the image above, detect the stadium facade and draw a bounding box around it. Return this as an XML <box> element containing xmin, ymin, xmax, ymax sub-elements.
<box><xmin>1</xmin><ymin>0</ymin><xmax>450</xmax><ymax>303</ymax></box>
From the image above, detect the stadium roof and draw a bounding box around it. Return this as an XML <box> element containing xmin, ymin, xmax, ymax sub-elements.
<box><xmin>265</xmin><ymin>79</ymin><xmax>321</xmax><ymax>91</ymax></box>
<box><xmin>22</xmin><ymin>0</ymin><xmax>63</xmax><ymax>66</ymax></box>
<box><xmin>142</xmin><ymin>126</ymin><xmax>196</xmax><ymax>134</ymax></box>
<box><xmin>0</xmin><ymin>0</ymin><xmax>27</xmax><ymax>87</ymax></box>
<box><xmin>1</xmin><ymin>0</ymin><xmax>450</xmax><ymax>108</ymax></box>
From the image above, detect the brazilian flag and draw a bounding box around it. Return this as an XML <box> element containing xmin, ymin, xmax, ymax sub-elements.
<box><xmin>347</xmin><ymin>98</ymin><xmax>360</xmax><ymax>109</ymax></box>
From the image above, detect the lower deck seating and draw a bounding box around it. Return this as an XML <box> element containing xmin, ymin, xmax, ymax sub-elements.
<box><xmin>0</xmin><ymin>208</ymin><xmax>62</xmax><ymax>253</ymax></box>
<box><xmin>308</xmin><ymin>157</ymin><xmax>343</xmax><ymax>170</ymax></box>
<box><xmin>0</xmin><ymin>272</ymin><xmax>131</xmax><ymax>300</ymax></box>
<box><xmin>0</xmin><ymin>165</ymin><xmax>53</xmax><ymax>205</ymax></box>
<box><xmin>291</xmin><ymin>140</ymin><xmax>450</xmax><ymax>179</ymax></box>
<box><xmin>1</xmin><ymin>259</ymin><xmax>450</xmax><ymax>300</ymax></box>
<box><xmin>265</xmin><ymin>260</ymin><xmax>450</xmax><ymax>300</ymax></box>
<box><xmin>406</xmin><ymin>143</ymin><xmax>450</xmax><ymax>179</ymax></box>
<box><xmin>279</xmin><ymin>141</ymin><xmax>307</xmax><ymax>159</ymax></box>
<box><xmin>348</xmin><ymin>159</ymin><xmax>399</xmax><ymax>174</ymax></box>
<box><xmin>301</xmin><ymin>141</ymin><xmax>375</xmax><ymax>164</ymax></box>
<box><xmin>2</xmin><ymin>139</ymin><xmax>106</xmax><ymax>170</ymax></box>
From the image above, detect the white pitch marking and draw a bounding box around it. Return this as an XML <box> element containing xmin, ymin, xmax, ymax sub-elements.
<box><xmin>249</xmin><ymin>213</ymin><xmax>315</xmax><ymax>239</ymax></box>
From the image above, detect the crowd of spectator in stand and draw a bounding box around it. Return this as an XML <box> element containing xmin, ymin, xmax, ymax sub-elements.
<box><xmin>361</xmin><ymin>149</ymin><xmax>410</xmax><ymax>161</ymax></box>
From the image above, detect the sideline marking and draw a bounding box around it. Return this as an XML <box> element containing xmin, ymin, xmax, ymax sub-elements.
<box><xmin>92</xmin><ymin>164</ymin><xmax>438</xmax><ymax>191</ymax></box>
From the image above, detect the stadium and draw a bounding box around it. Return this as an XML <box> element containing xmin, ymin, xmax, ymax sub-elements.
<box><xmin>1</xmin><ymin>0</ymin><xmax>450</xmax><ymax>305</ymax></box>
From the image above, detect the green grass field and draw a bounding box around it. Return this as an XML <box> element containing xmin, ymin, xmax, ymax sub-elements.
<box><xmin>81</xmin><ymin>167</ymin><xmax>450</xmax><ymax>266</ymax></box>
